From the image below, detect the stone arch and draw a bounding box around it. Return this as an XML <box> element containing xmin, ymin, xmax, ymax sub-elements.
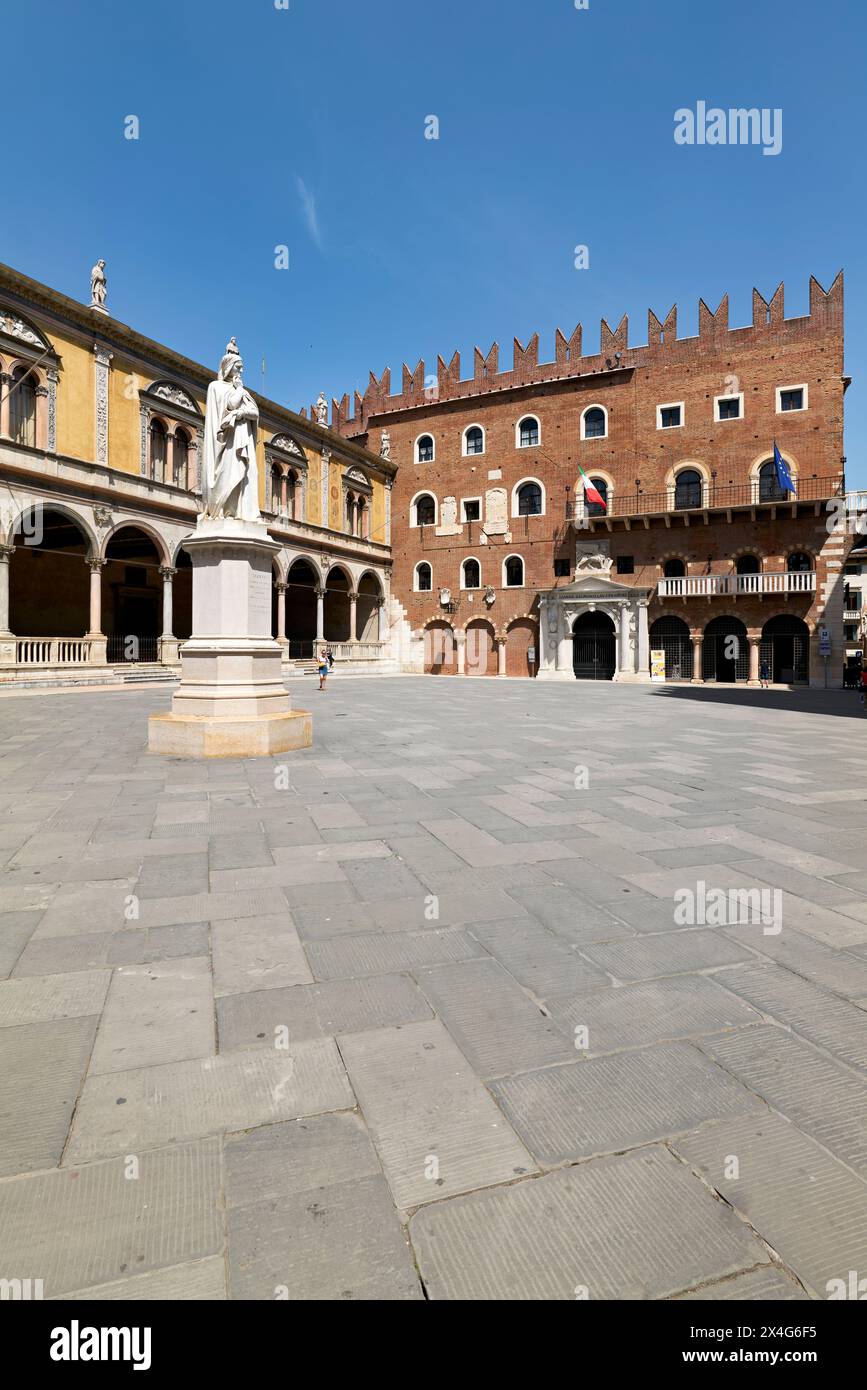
<box><xmin>356</xmin><ymin>570</ymin><xmax>384</xmax><ymax>642</ymax></box>
<box><xmin>9</xmin><ymin>505</ymin><xmax>92</xmax><ymax>639</ymax></box>
<box><xmin>703</xmin><ymin>613</ymin><xmax>749</xmax><ymax>683</ymax></box>
<box><xmin>761</xmin><ymin>613</ymin><xmax>810</xmax><ymax>686</ymax></box>
<box><xmin>284</xmin><ymin>556</ymin><xmax>319</xmax><ymax>649</ymax></box>
<box><xmin>649</xmin><ymin>614</ymin><xmax>693</xmax><ymax>680</ymax></box>
<box><xmin>424</xmin><ymin>618</ymin><xmax>457</xmax><ymax>675</ymax></box>
<box><xmin>102</xmin><ymin>525</ymin><xmax>166</xmax><ymax>659</ymax></box>
<box><xmin>324</xmin><ymin>564</ymin><xmax>351</xmax><ymax>642</ymax></box>
<box><xmin>505</xmin><ymin>616</ymin><xmax>538</xmax><ymax>677</ymax></box>
<box><xmin>101</xmin><ymin>518</ymin><xmax>171</xmax><ymax>566</ymax></box>
<box><xmin>6</xmin><ymin>499</ymin><xmax>99</xmax><ymax>557</ymax></box>
<box><xmin>464</xmin><ymin>617</ymin><xmax>497</xmax><ymax>676</ymax></box>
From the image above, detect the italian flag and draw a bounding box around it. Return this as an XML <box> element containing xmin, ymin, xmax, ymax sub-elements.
<box><xmin>578</xmin><ymin>464</ymin><xmax>606</xmax><ymax>509</ymax></box>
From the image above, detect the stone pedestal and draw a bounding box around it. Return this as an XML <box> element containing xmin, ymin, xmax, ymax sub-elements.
<box><xmin>149</xmin><ymin>517</ymin><xmax>311</xmax><ymax>757</ymax></box>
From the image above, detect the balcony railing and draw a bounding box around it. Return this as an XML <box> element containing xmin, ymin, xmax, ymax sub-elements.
<box><xmin>569</xmin><ymin>474</ymin><xmax>843</xmax><ymax>523</ymax></box>
<box><xmin>658</xmin><ymin>572</ymin><xmax>817</xmax><ymax>599</ymax></box>
<box><xmin>15</xmin><ymin>637</ymin><xmax>95</xmax><ymax>665</ymax></box>
<box><xmin>845</xmin><ymin>610</ymin><xmax>863</xmax><ymax>624</ymax></box>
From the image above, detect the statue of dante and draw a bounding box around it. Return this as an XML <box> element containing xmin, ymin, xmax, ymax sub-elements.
<box><xmin>201</xmin><ymin>338</ymin><xmax>261</xmax><ymax>521</ymax></box>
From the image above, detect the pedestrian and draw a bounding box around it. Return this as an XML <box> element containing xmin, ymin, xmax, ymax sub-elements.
<box><xmin>318</xmin><ymin>647</ymin><xmax>329</xmax><ymax>692</ymax></box>
<box><xmin>326</xmin><ymin>647</ymin><xmax>334</xmax><ymax>671</ymax></box>
<box><xmin>759</xmin><ymin>659</ymin><xmax>770</xmax><ymax>690</ymax></box>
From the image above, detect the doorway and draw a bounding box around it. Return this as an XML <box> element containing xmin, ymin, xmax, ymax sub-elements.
<box><xmin>572</xmin><ymin>611</ymin><xmax>616</xmax><ymax>681</ymax></box>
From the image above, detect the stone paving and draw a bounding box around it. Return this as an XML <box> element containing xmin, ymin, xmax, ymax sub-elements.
<box><xmin>1</xmin><ymin>676</ymin><xmax>867</xmax><ymax>1300</ymax></box>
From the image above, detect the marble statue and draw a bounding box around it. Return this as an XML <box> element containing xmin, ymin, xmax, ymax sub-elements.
<box><xmin>90</xmin><ymin>260</ymin><xmax>107</xmax><ymax>309</ymax></box>
<box><xmin>316</xmin><ymin>393</ymin><xmax>329</xmax><ymax>427</ymax></box>
<box><xmin>380</xmin><ymin>428</ymin><xmax>391</xmax><ymax>460</ymax></box>
<box><xmin>201</xmin><ymin>339</ymin><xmax>261</xmax><ymax>522</ymax></box>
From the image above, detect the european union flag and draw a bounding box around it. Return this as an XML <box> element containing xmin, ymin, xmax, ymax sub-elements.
<box><xmin>774</xmin><ymin>441</ymin><xmax>796</xmax><ymax>495</ymax></box>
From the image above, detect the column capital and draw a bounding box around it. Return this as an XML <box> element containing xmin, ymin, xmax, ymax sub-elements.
<box><xmin>87</xmin><ymin>557</ymin><xmax>106</xmax><ymax>574</ymax></box>
<box><xmin>275</xmin><ymin>581</ymin><xmax>287</xmax><ymax>594</ymax></box>
<box><xmin>348</xmin><ymin>590</ymin><xmax>359</xmax><ymax>602</ymax></box>
<box><xmin>159</xmin><ymin>566</ymin><xmax>177</xmax><ymax>581</ymax></box>
<box><xmin>0</xmin><ymin>544</ymin><xmax>14</xmax><ymax>563</ymax></box>
<box><xmin>315</xmin><ymin>584</ymin><xmax>326</xmax><ymax>599</ymax></box>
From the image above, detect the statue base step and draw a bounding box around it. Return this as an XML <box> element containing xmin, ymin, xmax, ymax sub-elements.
<box><xmin>148</xmin><ymin>709</ymin><xmax>312</xmax><ymax>759</ymax></box>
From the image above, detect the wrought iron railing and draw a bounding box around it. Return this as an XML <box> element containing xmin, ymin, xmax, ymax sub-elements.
<box><xmin>107</xmin><ymin>635</ymin><xmax>160</xmax><ymax>663</ymax></box>
<box><xmin>567</xmin><ymin>474</ymin><xmax>843</xmax><ymax>523</ymax></box>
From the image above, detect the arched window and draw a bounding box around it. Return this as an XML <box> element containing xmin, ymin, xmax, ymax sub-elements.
<box><xmin>462</xmin><ymin>558</ymin><xmax>481</xmax><ymax>589</ymax></box>
<box><xmin>149</xmin><ymin>419</ymin><xmax>167</xmax><ymax>482</ymax></box>
<box><xmin>787</xmin><ymin>551</ymin><xmax>812</xmax><ymax>573</ymax></box>
<box><xmin>663</xmin><ymin>558</ymin><xmax>685</xmax><ymax>578</ymax></box>
<box><xmin>173</xmin><ymin>429</ymin><xmax>189</xmax><ymax>489</ymax></box>
<box><xmin>415</xmin><ymin>562</ymin><xmax>432</xmax><ymax>592</ymax></box>
<box><xmin>758</xmin><ymin>460</ymin><xmax>787</xmax><ymax>502</ymax></box>
<box><xmin>414</xmin><ymin>494</ymin><xmax>435</xmax><ymax>527</ymax></box>
<box><xmin>416</xmin><ymin>434</ymin><xmax>435</xmax><ymax>463</ymax></box>
<box><xmin>504</xmin><ymin>555</ymin><xmax>524</xmax><ymax>587</ymax></box>
<box><xmin>582</xmin><ymin>406</ymin><xmax>607</xmax><ymax>439</ymax></box>
<box><xmin>9</xmin><ymin>366</ymin><xmax>37</xmax><ymax>447</ymax></box>
<box><xmin>587</xmin><ymin>477</ymin><xmax>608</xmax><ymax>517</ymax></box>
<box><xmin>517</xmin><ymin>416</ymin><xmax>540</xmax><ymax>448</ymax></box>
<box><xmin>736</xmin><ymin>554</ymin><xmax>760</xmax><ymax>575</ymax></box>
<box><xmin>464</xmin><ymin>426</ymin><xmax>484</xmax><ymax>456</ymax></box>
<box><xmin>517</xmin><ymin>482</ymin><xmax>543</xmax><ymax>516</ymax></box>
<box><xmin>674</xmin><ymin>469</ymin><xmax>703</xmax><ymax>510</ymax></box>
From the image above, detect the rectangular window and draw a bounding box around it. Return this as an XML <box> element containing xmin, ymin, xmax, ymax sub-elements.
<box><xmin>462</xmin><ymin>499</ymin><xmax>481</xmax><ymax>522</ymax></box>
<box><xmin>716</xmin><ymin>395</ymin><xmax>742</xmax><ymax>421</ymax></box>
<box><xmin>779</xmin><ymin>387</ymin><xmax>805</xmax><ymax>412</ymax></box>
<box><xmin>554</xmin><ymin>558</ymin><xmax>571</xmax><ymax>577</ymax></box>
<box><xmin>616</xmin><ymin>555</ymin><xmax>635</xmax><ymax>575</ymax></box>
<box><xmin>658</xmin><ymin>404</ymin><xmax>683</xmax><ymax>430</ymax></box>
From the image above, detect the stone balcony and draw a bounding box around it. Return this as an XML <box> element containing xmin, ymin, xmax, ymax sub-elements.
<box><xmin>657</xmin><ymin>571</ymin><xmax>817</xmax><ymax>599</ymax></box>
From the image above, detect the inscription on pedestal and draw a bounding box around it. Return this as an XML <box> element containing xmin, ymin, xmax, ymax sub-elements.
<box><xmin>249</xmin><ymin>569</ymin><xmax>273</xmax><ymax>635</ymax></box>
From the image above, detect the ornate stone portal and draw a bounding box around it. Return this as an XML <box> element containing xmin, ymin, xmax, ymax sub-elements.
<box><xmin>537</xmin><ymin>572</ymin><xmax>653</xmax><ymax>682</ymax></box>
<box><xmin>148</xmin><ymin>340</ymin><xmax>312</xmax><ymax>757</ymax></box>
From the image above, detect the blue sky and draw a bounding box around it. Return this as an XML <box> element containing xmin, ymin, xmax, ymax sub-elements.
<box><xmin>3</xmin><ymin>0</ymin><xmax>865</xmax><ymax>481</ymax></box>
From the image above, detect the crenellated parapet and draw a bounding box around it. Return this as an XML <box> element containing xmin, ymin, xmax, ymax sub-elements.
<box><xmin>326</xmin><ymin>273</ymin><xmax>842</xmax><ymax>436</ymax></box>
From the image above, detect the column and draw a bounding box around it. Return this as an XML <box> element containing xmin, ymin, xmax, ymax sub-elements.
<box><xmin>87</xmin><ymin>559</ymin><xmax>105</xmax><ymax>635</ymax></box>
<box><xmin>348</xmin><ymin>590</ymin><xmax>358</xmax><ymax>643</ymax></box>
<box><xmin>748</xmin><ymin>637</ymin><xmax>761</xmax><ymax>686</ymax></box>
<box><xmin>618</xmin><ymin>604</ymin><xmax>631</xmax><ymax>676</ymax></box>
<box><xmin>455</xmin><ymin>630</ymin><xmax>466</xmax><ymax>675</ymax></box>
<box><xmin>691</xmin><ymin>635</ymin><xmax>704</xmax><ymax>684</ymax></box>
<box><xmin>315</xmin><ymin>585</ymin><xmax>325</xmax><ymax>642</ymax></box>
<box><xmin>35</xmin><ymin>385</ymin><xmax>49</xmax><ymax>450</ymax></box>
<box><xmin>638</xmin><ymin>601</ymin><xmax>650</xmax><ymax>677</ymax></box>
<box><xmin>160</xmin><ymin>567</ymin><xmax>176</xmax><ymax>637</ymax></box>
<box><xmin>159</xmin><ymin>565</ymin><xmax>178</xmax><ymax>665</ymax></box>
<box><xmin>87</xmin><ymin>558</ymin><xmax>107</xmax><ymax>664</ymax></box>
<box><xmin>376</xmin><ymin>597</ymin><xmax>386</xmax><ymax>642</ymax></box>
<box><xmin>0</xmin><ymin>372</ymin><xmax>10</xmax><ymax>437</ymax></box>
<box><xmin>276</xmin><ymin>582</ymin><xmax>288</xmax><ymax>644</ymax></box>
<box><xmin>557</xmin><ymin>627</ymin><xmax>572</xmax><ymax>673</ymax></box>
<box><xmin>0</xmin><ymin>544</ymin><xmax>13</xmax><ymax>634</ymax></box>
<box><xmin>0</xmin><ymin>544</ymin><xmax>13</xmax><ymax>666</ymax></box>
<box><xmin>496</xmin><ymin>636</ymin><xmax>507</xmax><ymax>677</ymax></box>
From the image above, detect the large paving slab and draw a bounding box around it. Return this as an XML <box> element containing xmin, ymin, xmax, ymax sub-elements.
<box><xmin>491</xmin><ymin>1041</ymin><xmax>763</xmax><ymax>1164</ymax></box>
<box><xmin>414</xmin><ymin>958</ymin><xmax>576</xmax><ymax>1077</ymax></box>
<box><xmin>673</xmin><ymin>1111</ymin><xmax>867</xmax><ymax>1298</ymax></box>
<box><xmin>225</xmin><ymin>1114</ymin><xmax>421</xmax><ymax>1300</ymax></box>
<box><xmin>89</xmin><ymin>957</ymin><xmax>214</xmax><ymax>1073</ymax></box>
<box><xmin>697</xmin><ymin>1024</ymin><xmax>867</xmax><ymax>1177</ymax></box>
<box><xmin>0</xmin><ymin>968</ymin><xmax>110</xmax><ymax>1027</ymax></box>
<box><xmin>545</xmin><ymin>974</ymin><xmax>761</xmax><ymax>1055</ymax></box>
<box><xmin>304</xmin><ymin>927</ymin><xmax>486</xmax><ymax>981</ymax></box>
<box><xmin>465</xmin><ymin>918</ymin><xmax>609</xmax><ymax>999</ymax></box>
<box><xmin>57</xmin><ymin>1257</ymin><xmax>227</xmax><ymax>1301</ymax></box>
<box><xmin>217</xmin><ymin>972</ymin><xmax>432</xmax><ymax>1051</ymax></box>
<box><xmin>409</xmin><ymin>1145</ymin><xmax>768</xmax><ymax>1300</ymax></box>
<box><xmin>339</xmin><ymin>1019</ymin><xmax>538</xmax><ymax>1210</ymax></box>
<box><xmin>211</xmin><ymin>915</ymin><xmax>313</xmax><ymax>996</ymax></box>
<box><xmin>0</xmin><ymin>1016</ymin><xmax>97</xmax><ymax>1176</ymax></box>
<box><xmin>65</xmin><ymin>1038</ymin><xmax>354</xmax><ymax>1163</ymax></box>
<box><xmin>580</xmin><ymin>929</ymin><xmax>754</xmax><ymax>982</ymax></box>
<box><xmin>675</xmin><ymin>1268</ymin><xmax>809</xmax><ymax>1300</ymax></box>
<box><xmin>714</xmin><ymin>963</ymin><xmax>867</xmax><ymax>1074</ymax></box>
<box><xmin>0</xmin><ymin>1140</ymin><xmax>222</xmax><ymax>1298</ymax></box>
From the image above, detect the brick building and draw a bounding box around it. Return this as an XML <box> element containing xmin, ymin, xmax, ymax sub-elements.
<box><xmin>335</xmin><ymin>273</ymin><xmax>849</xmax><ymax>687</ymax></box>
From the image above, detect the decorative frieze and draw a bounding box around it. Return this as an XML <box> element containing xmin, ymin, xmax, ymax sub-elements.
<box><xmin>93</xmin><ymin>346</ymin><xmax>113</xmax><ymax>466</ymax></box>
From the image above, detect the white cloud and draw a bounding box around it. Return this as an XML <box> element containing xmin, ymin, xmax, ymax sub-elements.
<box><xmin>297</xmin><ymin>178</ymin><xmax>322</xmax><ymax>249</ymax></box>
